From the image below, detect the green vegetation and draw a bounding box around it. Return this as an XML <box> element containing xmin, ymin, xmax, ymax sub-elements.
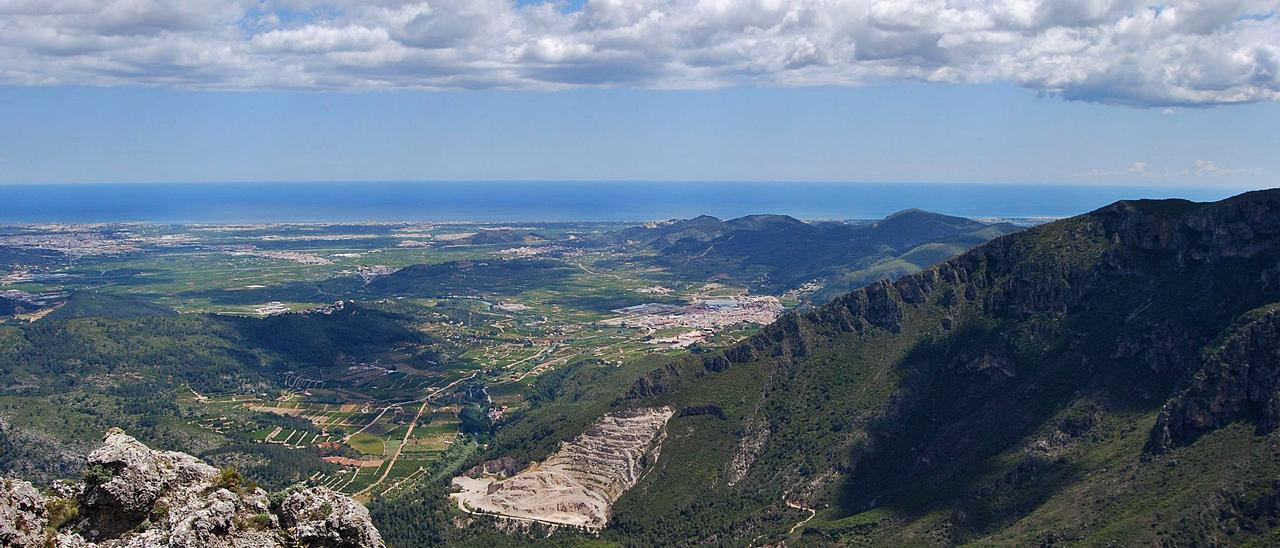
<box><xmin>0</xmin><ymin>212</ymin><xmax>1033</xmax><ymax>544</ymax></box>
<box><xmin>212</xmin><ymin>467</ymin><xmax>245</xmax><ymax>494</ymax></box>
<box><xmin>45</xmin><ymin>496</ymin><xmax>79</xmax><ymax>532</ymax></box>
<box><xmin>45</xmin><ymin>292</ymin><xmax>178</xmax><ymax>321</ymax></box>
<box><xmin>348</xmin><ymin>433</ymin><xmax>385</xmax><ymax>456</ymax></box>
<box><xmin>83</xmin><ymin>464</ymin><xmax>114</xmax><ymax>486</ymax></box>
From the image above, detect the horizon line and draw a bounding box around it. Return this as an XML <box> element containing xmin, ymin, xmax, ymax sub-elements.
<box><xmin>0</xmin><ymin>179</ymin><xmax>1269</xmax><ymax>191</ymax></box>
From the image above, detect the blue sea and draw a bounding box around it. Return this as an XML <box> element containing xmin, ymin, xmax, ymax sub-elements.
<box><xmin>0</xmin><ymin>182</ymin><xmax>1261</xmax><ymax>224</ymax></box>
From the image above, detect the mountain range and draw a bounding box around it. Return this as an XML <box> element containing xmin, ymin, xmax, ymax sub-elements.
<box><xmin>429</xmin><ymin>189</ymin><xmax>1280</xmax><ymax>546</ymax></box>
<box><xmin>607</xmin><ymin>210</ymin><xmax>1021</xmax><ymax>300</ymax></box>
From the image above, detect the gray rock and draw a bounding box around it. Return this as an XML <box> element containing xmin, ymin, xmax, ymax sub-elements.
<box><xmin>55</xmin><ymin>532</ymin><xmax>94</xmax><ymax>547</ymax></box>
<box><xmin>3</xmin><ymin>429</ymin><xmax>384</xmax><ymax>547</ymax></box>
<box><xmin>0</xmin><ymin>476</ymin><xmax>48</xmax><ymax>547</ymax></box>
<box><xmin>279</xmin><ymin>487</ymin><xmax>385</xmax><ymax>548</ymax></box>
<box><xmin>168</xmin><ymin>488</ymin><xmax>238</xmax><ymax>547</ymax></box>
<box><xmin>80</xmin><ymin>428</ymin><xmax>220</xmax><ymax>540</ymax></box>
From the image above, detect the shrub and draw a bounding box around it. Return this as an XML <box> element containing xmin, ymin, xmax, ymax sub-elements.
<box><xmin>83</xmin><ymin>464</ymin><xmax>114</xmax><ymax>486</ymax></box>
<box><xmin>45</xmin><ymin>498</ymin><xmax>79</xmax><ymax>531</ymax></box>
<box><xmin>268</xmin><ymin>485</ymin><xmax>300</xmax><ymax>512</ymax></box>
<box><xmin>212</xmin><ymin>467</ymin><xmax>244</xmax><ymax>494</ymax></box>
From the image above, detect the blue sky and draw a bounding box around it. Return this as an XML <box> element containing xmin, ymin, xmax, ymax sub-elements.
<box><xmin>1</xmin><ymin>83</ymin><xmax>1275</xmax><ymax>187</ymax></box>
<box><xmin>0</xmin><ymin>1</ymin><xmax>1276</xmax><ymax>187</ymax></box>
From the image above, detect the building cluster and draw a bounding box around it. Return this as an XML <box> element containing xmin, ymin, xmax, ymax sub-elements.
<box><xmin>601</xmin><ymin>296</ymin><xmax>784</xmax><ymax>332</ymax></box>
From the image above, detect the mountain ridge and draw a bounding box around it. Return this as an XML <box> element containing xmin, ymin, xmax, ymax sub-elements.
<box><xmin>605</xmin><ymin>209</ymin><xmax>1023</xmax><ymax>298</ymax></box>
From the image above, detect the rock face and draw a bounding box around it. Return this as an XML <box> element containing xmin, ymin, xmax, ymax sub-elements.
<box><xmin>1</xmin><ymin>477</ymin><xmax>47</xmax><ymax>547</ymax></box>
<box><xmin>78</xmin><ymin>428</ymin><xmax>221</xmax><ymax>540</ymax></box>
<box><xmin>0</xmin><ymin>428</ymin><xmax>384</xmax><ymax>548</ymax></box>
<box><xmin>1149</xmin><ymin>307</ymin><xmax>1280</xmax><ymax>452</ymax></box>
<box><xmin>279</xmin><ymin>487</ymin><xmax>385</xmax><ymax>548</ymax></box>
<box><xmin>451</xmin><ymin>407</ymin><xmax>675</xmax><ymax>529</ymax></box>
<box><xmin>461</xmin><ymin>456</ymin><xmax>523</xmax><ymax>479</ymax></box>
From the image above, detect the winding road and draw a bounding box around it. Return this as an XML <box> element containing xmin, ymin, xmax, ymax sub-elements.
<box><xmin>786</xmin><ymin>499</ymin><xmax>816</xmax><ymax>535</ymax></box>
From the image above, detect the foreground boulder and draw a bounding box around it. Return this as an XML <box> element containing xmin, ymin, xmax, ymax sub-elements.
<box><xmin>0</xmin><ymin>477</ymin><xmax>47</xmax><ymax>547</ymax></box>
<box><xmin>0</xmin><ymin>428</ymin><xmax>384</xmax><ymax>547</ymax></box>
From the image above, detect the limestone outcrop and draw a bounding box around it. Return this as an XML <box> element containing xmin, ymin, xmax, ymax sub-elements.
<box><xmin>0</xmin><ymin>428</ymin><xmax>383</xmax><ymax>547</ymax></box>
<box><xmin>0</xmin><ymin>477</ymin><xmax>47</xmax><ymax>547</ymax></box>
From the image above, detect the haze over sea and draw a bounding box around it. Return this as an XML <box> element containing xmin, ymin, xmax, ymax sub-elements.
<box><xmin>0</xmin><ymin>182</ymin><xmax>1255</xmax><ymax>224</ymax></box>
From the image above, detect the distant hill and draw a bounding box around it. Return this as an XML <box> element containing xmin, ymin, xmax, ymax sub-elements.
<box><xmin>606</xmin><ymin>214</ymin><xmax>733</xmax><ymax>247</ymax></box>
<box><xmin>0</xmin><ymin>246</ymin><xmax>66</xmax><ymax>269</ymax></box>
<box><xmin>606</xmin><ymin>210</ymin><xmax>1022</xmax><ymax>298</ymax></box>
<box><xmin>451</xmin><ymin>189</ymin><xmax>1280</xmax><ymax>545</ymax></box>
<box><xmin>223</xmin><ymin>302</ymin><xmax>428</xmax><ymax>367</ymax></box>
<box><xmin>450</xmin><ymin>229</ymin><xmax>548</xmax><ymax>246</ymax></box>
<box><xmin>44</xmin><ymin>291</ymin><xmax>178</xmax><ymax>321</ymax></box>
<box><xmin>364</xmin><ymin>259</ymin><xmax>574</xmax><ymax>297</ymax></box>
<box><xmin>0</xmin><ymin>298</ymin><xmax>447</xmax><ymax>487</ymax></box>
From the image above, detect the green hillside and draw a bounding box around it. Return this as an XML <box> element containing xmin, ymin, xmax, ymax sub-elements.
<box><xmin>44</xmin><ymin>291</ymin><xmax>179</xmax><ymax>321</ymax></box>
<box><xmin>0</xmin><ymin>302</ymin><xmax>443</xmax><ymax>486</ymax></box>
<box><xmin>419</xmin><ymin>189</ymin><xmax>1280</xmax><ymax>546</ymax></box>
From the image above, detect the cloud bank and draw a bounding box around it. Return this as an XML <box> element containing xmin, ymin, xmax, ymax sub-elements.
<box><xmin>1</xmin><ymin>0</ymin><xmax>1277</xmax><ymax>106</ymax></box>
<box><xmin>1069</xmin><ymin>159</ymin><xmax>1267</xmax><ymax>180</ymax></box>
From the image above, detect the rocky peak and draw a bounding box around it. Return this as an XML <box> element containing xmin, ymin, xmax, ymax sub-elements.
<box><xmin>0</xmin><ymin>429</ymin><xmax>384</xmax><ymax>547</ymax></box>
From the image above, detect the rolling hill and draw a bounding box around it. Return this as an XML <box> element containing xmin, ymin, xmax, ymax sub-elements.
<box><xmin>606</xmin><ymin>210</ymin><xmax>1022</xmax><ymax>299</ymax></box>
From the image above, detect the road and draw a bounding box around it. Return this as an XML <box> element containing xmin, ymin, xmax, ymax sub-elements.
<box><xmin>786</xmin><ymin>499</ymin><xmax>816</xmax><ymax>535</ymax></box>
<box><xmin>355</xmin><ymin>371</ymin><xmax>477</xmax><ymax>498</ymax></box>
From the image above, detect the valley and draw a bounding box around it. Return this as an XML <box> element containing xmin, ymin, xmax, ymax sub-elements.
<box><xmin>4</xmin><ymin>192</ymin><xmax>1280</xmax><ymax>546</ymax></box>
<box><xmin>0</xmin><ymin>211</ymin><xmax>1022</xmax><ymax>533</ymax></box>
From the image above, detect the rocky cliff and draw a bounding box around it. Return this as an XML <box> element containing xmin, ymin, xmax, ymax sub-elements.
<box><xmin>0</xmin><ymin>428</ymin><xmax>383</xmax><ymax>547</ymax></box>
<box><xmin>1149</xmin><ymin>305</ymin><xmax>1280</xmax><ymax>451</ymax></box>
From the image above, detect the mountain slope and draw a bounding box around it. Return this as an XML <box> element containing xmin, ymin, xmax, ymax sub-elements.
<box><xmin>458</xmin><ymin>189</ymin><xmax>1280</xmax><ymax>546</ymax></box>
<box><xmin>617</xmin><ymin>189</ymin><xmax>1280</xmax><ymax>545</ymax></box>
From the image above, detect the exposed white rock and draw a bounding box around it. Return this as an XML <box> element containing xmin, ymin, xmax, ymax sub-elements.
<box><xmin>0</xmin><ymin>429</ymin><xmax>384</xmax><ymax>548</ymax></box>
<box><xmin>279</xmin><ymin>487</ymin><xmax>385</xmax><ymax>547</ymax></box>
<box><xmin>451</xmin><ymin>406</ymin><xmax>674</xmax><ymax>529</ymax></box>
<box><xmin>0</xmin><ymin>477</ymin><xmax>47</xmax><ymax>547</ymax></box>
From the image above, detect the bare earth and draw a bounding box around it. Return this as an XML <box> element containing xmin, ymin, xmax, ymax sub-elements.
<box><xmin>451</xmin><ymin>406</ymin><xmax>675</xmax><ymax>529</ymax></box>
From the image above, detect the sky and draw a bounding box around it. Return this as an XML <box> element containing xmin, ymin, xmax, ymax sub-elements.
<box><xmin>0</xmin><ymin>0</ymin><xmax>1277</xmax><ymax>187</ymax></box>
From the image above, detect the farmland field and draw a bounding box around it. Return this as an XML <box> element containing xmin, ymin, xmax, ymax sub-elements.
<box><xmin>0</xmin><ymin>220</ymin><xmax>788</xmax><ymax>499</ymax></box>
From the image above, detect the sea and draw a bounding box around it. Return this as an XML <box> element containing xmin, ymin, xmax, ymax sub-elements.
<box><xmin>0</xmin><ymin>181</ymin><xmax>1259</xmax><ymax>224</ymax></box>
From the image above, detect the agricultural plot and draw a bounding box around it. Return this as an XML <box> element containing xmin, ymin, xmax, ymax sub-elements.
<box><xmin>4</xmin><ymin>221</ymin><xmax>797</xmax><ymax>502</ymax></box>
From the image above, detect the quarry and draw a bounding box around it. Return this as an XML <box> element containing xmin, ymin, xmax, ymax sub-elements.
<box><xmin>450</xmin><ymin>406</ymin><xmax>675</xmax><ymax>530</ymax></box>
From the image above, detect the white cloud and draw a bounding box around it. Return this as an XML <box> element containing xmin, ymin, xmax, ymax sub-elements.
<box><xmin>0</xmin><ymin>0</ymin><xmax>1276</xmax><ymax>105</ymax></box>
<box><xmin>1071</xmin><ymin>159</ymin><xmax>1265</xmax><ymax>180</ymax></box>
<box><xmin>1192</xmin><ymin>159</ymin><xmax>1260</xmax><ymax>177</ymax></box>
